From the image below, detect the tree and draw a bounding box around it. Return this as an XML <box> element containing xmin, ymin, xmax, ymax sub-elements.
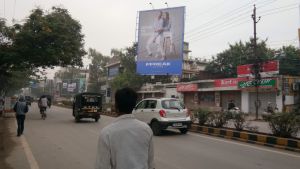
<box><xmin>111</xmin><ymin>43</ymin><xmax>149</xmax><ymax>90</ymax></box>
<box><xmin>275</xmin><ymin>45</ymin><xmax>300</xmax><ymax>76</ymax></box>
<box><xmin>87</xmin><ymin>49</ymin><xmax>110</xmax><ymax>93</ymax></box>
<box><xmin>206</xmin><ymin>39</ymin><xmax>274</xmax><ymax>77</ymax></box>
<box><xmin>0</xmin><ymin>7</ymin><xmax>86</xmax><ymax>94</ymax></box>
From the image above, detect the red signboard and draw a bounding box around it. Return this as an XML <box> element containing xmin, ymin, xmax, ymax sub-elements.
<box><xmin>214</xmin><ymin>78</ymin><xmax>247</xmax><ymax>88</ymax></box>
<box><xmin>237</xmin><ymin>60</ymin><xmax>279</xmax><ymax>77</ymax></box>
<box><xmin>177</xmin><ymin>84</ymin><xmax>198</xmax><ymax>92</ymax></box>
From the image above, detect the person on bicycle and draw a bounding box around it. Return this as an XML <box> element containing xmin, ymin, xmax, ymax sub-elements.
<box><xmin>38</xmin><ymin>96</ymin><xmax>48</xmax><ymax>114</ymax></box>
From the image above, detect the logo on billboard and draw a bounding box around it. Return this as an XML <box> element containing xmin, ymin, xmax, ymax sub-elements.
<box><xmin>137</xmin><ymin>6</ymin><xmax>185</xmax><ymax>75</ymax></box>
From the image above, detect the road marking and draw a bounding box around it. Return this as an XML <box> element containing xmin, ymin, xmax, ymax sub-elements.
<box><xmin>14</xmin><ymin>120</ymin><xmax>40</xmax><ymax>169</ymax></box>
<box><xmin>188</xmin><ymin>133</ymin><xmax>300</xmax><ymax>158</ymax></box>
<box><xmin>20</xmin><ymin>136</ymin><xmax>40</xmax><ymax>169</ymax></box>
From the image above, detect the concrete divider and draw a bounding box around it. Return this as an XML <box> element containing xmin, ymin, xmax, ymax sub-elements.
<box><xmin>189</xmin><ymin>124</ymin><xmax>300</xmax><ymax>152</ymax></box>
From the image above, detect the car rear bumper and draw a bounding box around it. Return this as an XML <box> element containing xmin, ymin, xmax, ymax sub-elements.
<box><xmin>159</xmin><ymin>121</ymin><xmax>192</xmax><ymax>129</ymax></box>
<box><xmin>77</xmin><ymin>112</ymin><xmax>100</xmax><ymax>118</ymax></box>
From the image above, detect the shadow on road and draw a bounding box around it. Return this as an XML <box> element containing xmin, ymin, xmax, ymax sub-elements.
<box><xmin>159</xmin><ymin>130</ymin><xmax>182</xmax><ymax>137</ymax></box>
<box><xmin>74</xmin><ymin>119</ymin><xmax>99</xmax><ymax>124</ymax></box>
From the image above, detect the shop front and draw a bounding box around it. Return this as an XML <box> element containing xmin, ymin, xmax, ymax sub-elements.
<box><xmin>214</xmin><ymin>78</ymin><xmax>243</xmax><ymax>111</ymax></box>
<box><xmin>238</xmin><ymin>78</ymin><xmax>279</xmax><ymax>114</ymax></box>
<box><xmin>177</xmin><ymin>84</ymin><xmax>198</xmax><ymax>110</ymax></box>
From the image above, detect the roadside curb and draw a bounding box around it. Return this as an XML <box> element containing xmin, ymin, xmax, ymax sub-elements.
<box><xmin>189</xmin><ymin>124</ymin><xmax>300</xmax><ymax>153</ymax></box>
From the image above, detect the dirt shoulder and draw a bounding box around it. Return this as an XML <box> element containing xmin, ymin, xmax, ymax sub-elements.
<box><xmin>0</xmin><ymin>117</ymin><xmax>15</xmax><ymax>169</ymax></box>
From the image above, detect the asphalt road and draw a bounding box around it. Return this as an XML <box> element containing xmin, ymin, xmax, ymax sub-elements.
<box><xmin>20</xmin><ymin>104</ymin><xmax>300</xmax><ymax>169</ymax></box>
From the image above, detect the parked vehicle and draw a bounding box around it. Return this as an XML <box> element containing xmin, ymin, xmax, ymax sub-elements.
<box><xmin>72</xmin><ymin>92</ymin><xmax>102</xmax><ymax>122</ymax></box>
<box><xmin>228</xmin><ymin>107</ymin><xmax>241</xmax><ymax>114</ymax></box>
<box><xmin>132</xmin><ymin>98</ymin><xmax>192</xmax><ymax>135</ymax></box>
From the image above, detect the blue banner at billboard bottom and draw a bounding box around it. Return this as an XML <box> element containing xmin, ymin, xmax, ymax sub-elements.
<box><xmin>137</xmin><ymin>60</ymin><xmax>182</xmax><ymax>75</ymax></box>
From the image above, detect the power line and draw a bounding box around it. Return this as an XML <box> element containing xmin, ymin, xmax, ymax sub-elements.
<box><xmin>187</xmin><ymin>2</ymin><xmax>297</xmax><ymax>43</ymax></box>
<box><xmin>258</xmin><ymin>2</ymin><xmax>298</xmax><ymax>14</ymax></box>
<box><xmin>183</xmin><ymin>0</ymin><xmax>276</xmax><ymax>42</ymax></box>
<box><xmin>185</xmin><ymin>1</ymin><xmax>255</xmax><ymax>36</ymax></box>
<box><xmin>261</xmin><ymin>6</ymin><xmax>298</xmax><ymax>16</ymax></box>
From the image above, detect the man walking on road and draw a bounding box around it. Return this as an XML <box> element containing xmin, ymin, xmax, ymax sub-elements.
<box><xmin>95</xmin><ymin>87</ymin><xmax>155</xmax><ymax>169</ymax></box>
<box><xmin>13</xmin><ymin>95</ymin><xmax>29</xmax><ymax>137</ymax></box>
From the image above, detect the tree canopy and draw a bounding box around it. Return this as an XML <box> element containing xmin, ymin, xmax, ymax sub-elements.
<box><xmin>205</xmin><ymin>39</ymin><xmax>299</xmax><ymax>77</ymax></box>
<box><xmin>110</xmin><ymin>43</ymin><xmax>150</xmax><ymax>90</ymax></box>
<box><xmin>87</xmin><ymin>48</ymin><xmax>110</xmax><ymax>93</ymax></box>
<box><xmin>0</xmin><ymin>7</ymin><xmax>86</xmax><ymax>94</ymax></box>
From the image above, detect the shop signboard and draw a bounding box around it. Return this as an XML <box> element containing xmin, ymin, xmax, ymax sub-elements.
<box><xmin>214</xmin><ymin>78</ymin><xmax>247</xmax><ymax>88</ymax></box>
<box><xmin>238</xmin><ymin>78</ymin><xmax>276</xmax><ymax>89</ymax></box>
<box><xmin>237</xmin><ymin>60</ymin><xmax>279</xmax><ymax>77</ymax></box>
<box><xmin>177</xmin><ymin>84</ymin><xmax>198</xmax><ymax>92</ymax></box>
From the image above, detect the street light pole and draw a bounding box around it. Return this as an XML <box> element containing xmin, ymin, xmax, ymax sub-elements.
<box><xmin>252</xmin><ymin>4</ymin><xmax>261</xmax><ymax>120</ymax></box>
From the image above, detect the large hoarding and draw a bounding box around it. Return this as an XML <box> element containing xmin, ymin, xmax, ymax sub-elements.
<box><xmin>237</xmin><ymin>60</ymin><xmax>279</xmax><ymax>78</ymax></box>
<box><xmin>137</xmin><ymin>6</ymin><xmax>185</xmax><ymax>75</ymax></box>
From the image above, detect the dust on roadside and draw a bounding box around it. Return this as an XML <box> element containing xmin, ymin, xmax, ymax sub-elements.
<box><xmin>0</xmin><ymin>117</ymin><xmax>15</xmax><ymax>169</ymax></box>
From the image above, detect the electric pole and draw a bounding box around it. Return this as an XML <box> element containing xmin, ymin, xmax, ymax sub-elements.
<box><xmin>252</xmin><ymin>4</ymin><xmax>261</xmax><ymax>120</ymax></box>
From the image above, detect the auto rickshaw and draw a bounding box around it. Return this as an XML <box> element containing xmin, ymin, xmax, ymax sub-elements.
<box><xmin>72</xmin><ymin>92</ymin><xmax>102</xmax><ymax>122</ymax></box>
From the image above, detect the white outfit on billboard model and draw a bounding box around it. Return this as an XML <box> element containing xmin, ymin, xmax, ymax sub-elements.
<box><xmin>146</xmin><ymin>11</ymin><xmax>165</xmax><ymax>58</ymax></box>
<box><xmin>162</xmin><ymin>12</ymin><xmax>175</xmax><ymax>55</ymax></box>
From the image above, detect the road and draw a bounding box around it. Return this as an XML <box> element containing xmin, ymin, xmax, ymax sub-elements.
<box><xmin>17</xmin><ymin>104</ymin><xmax>300</xmax><ymax>169</ymax></box>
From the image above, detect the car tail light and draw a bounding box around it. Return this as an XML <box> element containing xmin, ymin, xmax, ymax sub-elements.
<box><xmin>159</xmin><ymin>110</ymin><xmax>166</xmax><ymax>117</ymax></box>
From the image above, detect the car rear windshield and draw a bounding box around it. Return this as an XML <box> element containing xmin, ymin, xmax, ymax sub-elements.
<box><xmin>161</xmin><ymin>99</ymin><xmax>185</xmax><ymax>110</ymax></box>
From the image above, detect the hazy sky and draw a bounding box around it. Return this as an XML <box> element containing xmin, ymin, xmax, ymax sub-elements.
<box><xmin>1</xmin><ymin>0</ymin><xmax>299</xmax><ymax>77</ymax></box>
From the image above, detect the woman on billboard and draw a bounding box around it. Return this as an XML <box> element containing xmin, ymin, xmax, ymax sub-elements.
<box><xmin>146</xmin><ymin>11</ymin><xmax>165</xmax><ymax>59</ymax></box>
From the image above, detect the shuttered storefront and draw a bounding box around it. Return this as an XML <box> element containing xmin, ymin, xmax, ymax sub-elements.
<box><xmin>249</xmin><ymin>92</ymin><xmax>276</xmax><ymax>114</ymax></box>
<box><xmin>221</xmin><ymin>91</ymin><xmax>241</xmax><ymax>110</ymax></box>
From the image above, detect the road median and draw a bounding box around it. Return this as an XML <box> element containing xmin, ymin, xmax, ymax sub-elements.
<box><xmin>189</xmin><ymin>124</ymin><xmax>300</xmax><ymax>152</ymax></box>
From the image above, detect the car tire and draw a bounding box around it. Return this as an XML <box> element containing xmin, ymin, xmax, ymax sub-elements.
<box><xmin>151</xmin><ymin>121</ymin><xmax>161</xmax><ymax>136</ymax></box>
<box><xmin>179</xmin><ymin>128</ymin><xmax>188</xmax><ymax>134</ymax></box>
<box><xmin>95</xmin><ymin>117</ymin><xmax>99</xmax><ymax>122</ymax></box>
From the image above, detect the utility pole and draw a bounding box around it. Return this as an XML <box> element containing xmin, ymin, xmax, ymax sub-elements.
<box><xmin>252</xmin><ymin>4</ymin><xmax>261</xmax><ymax>120</ymax></box>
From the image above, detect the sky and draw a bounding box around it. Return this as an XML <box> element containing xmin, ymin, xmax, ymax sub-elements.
<box><xmin>1</xmin><ymin>0</ymin><xmax>299</xmax><ymax>78</ymax></box>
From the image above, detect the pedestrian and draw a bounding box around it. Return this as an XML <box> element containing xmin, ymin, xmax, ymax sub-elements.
<box><xmin>228</xmin><ymin>100</ymin><xmax>236</xmax><ymax>110</ymax></box>
<box><xmin>0</xmin><ymin>97</ymin><xmax>4</xmax><ymax>116</ymax></box>
<box><xmin>13</xmin><ymin>95</ymin><xmax>29</xmax><ymax>137</ymax></box>
<box><xmin>95</xmin><ymin>87</ymin><xmax>155</xmax><ymax>169</ymax></box>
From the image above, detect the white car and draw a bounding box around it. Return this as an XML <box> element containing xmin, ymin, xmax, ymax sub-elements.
<box><xmin>132</xmin><ymin>98</ymin><xmax>192</xmax><ymax>135</ymax></box>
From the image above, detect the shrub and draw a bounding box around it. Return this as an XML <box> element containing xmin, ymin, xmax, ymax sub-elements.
<box><xmin>194</xmin><ymin>108</ymin><xmax>211</xmax><ymax>125</ymax></box>
<box><xmin>231</xmin><ymin>112</ymin><xmax>248</xmax><ymax>131</ymax></box>
<box><xmin>264</xmin><ymin>112</ymin><xmax>300</xmax><ymax>138</ymax></box>
<box><xmin>207</xmin><ymin>111</ymin><xmax>230</xmax><ymax>128</ymax></box>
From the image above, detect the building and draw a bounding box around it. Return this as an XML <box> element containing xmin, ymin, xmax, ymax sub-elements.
<box><xmin>139</xmin><ymin>75</ymin><xmax>300</xmax><ymax>115</ymax></box>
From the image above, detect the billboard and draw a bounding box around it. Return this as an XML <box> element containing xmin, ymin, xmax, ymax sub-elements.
<box><xmin>237</xmin><ymin>60</ymin><xmax>279</xmax><ymax>78</ymax></box>
<box><xmin>137</xmin><ymin>6</ymin><xmax>185</xmax><ymax>75</ymax></box>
